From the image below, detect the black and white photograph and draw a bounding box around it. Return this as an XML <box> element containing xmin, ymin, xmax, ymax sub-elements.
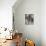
<box><xmin>25</xmin><ymin>14</ymin><xmax>34</xmax><ymax>25</ymax></box>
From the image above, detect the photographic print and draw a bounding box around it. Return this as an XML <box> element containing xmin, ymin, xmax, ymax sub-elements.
<box><xmin>25</xmin><ymin>14</ymin><xmax>34</xmax><ymax>25</ymax></box>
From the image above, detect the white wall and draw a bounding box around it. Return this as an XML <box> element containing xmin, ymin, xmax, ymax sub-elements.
<box><xmin>41</xmin><ymin>0</ymin><xmax>46</xmax><ymax>46</ymax></box>
<box><xmin>13</xmin><ymin>0</ymin><xmax>41</xmax><ymax>46</ymax></box>
<box><xmin>0</xmin><ymin>0</ymin><xmax>16</xmax><ymax>30</ymax></box>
